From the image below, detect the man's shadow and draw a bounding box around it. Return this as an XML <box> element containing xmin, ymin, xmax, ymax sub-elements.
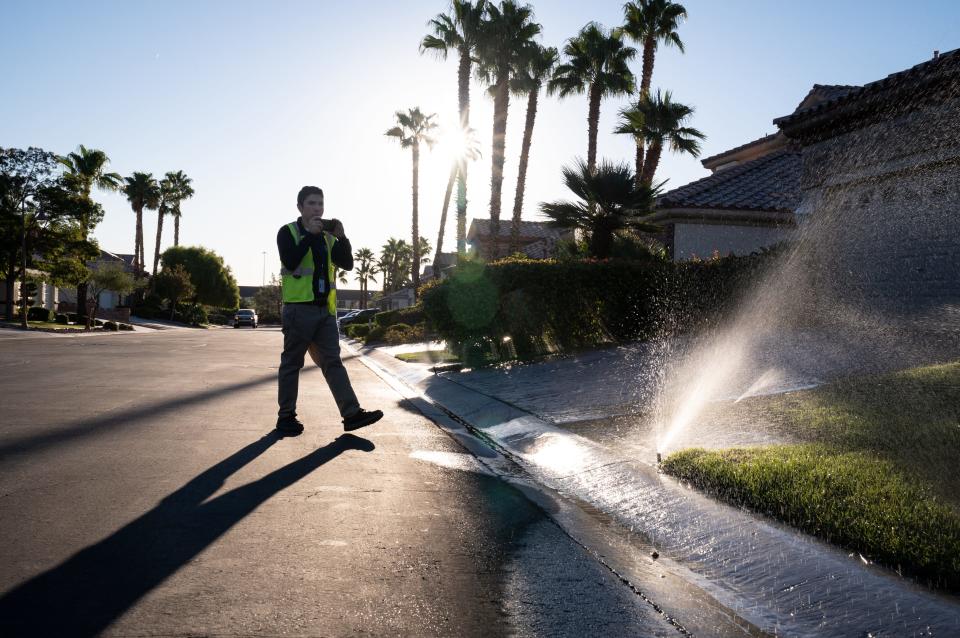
<box><xmin>0</xmin><ymin>431</ymin><xmax>375</xmax><ymax>637</ymax></box>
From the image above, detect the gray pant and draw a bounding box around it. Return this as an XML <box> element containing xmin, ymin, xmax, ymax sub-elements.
<box><xmin>278</xmin><ymin>304</ymin><xmax>360</xmax><ymax>420</ymax></box>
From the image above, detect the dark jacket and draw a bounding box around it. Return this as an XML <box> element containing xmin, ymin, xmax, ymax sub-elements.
<box><xmin>277</xmin><ymin>219</ymin><xmax>353</xmax><ymax>304</ymax></box>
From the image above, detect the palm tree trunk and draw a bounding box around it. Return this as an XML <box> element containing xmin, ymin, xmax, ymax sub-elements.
<box><xmin>152</xmin><ymin>210</ymin><xmax>164</xmax><ymax>277</ymax></box>
<box><xmin>635</xmin><ymin>138</ymin><xmax>646</xmax><ymax>188</ymax></box>
<box><xmin>589</xmin><ymin>226</ymin><xmax>615</xmax><ymax>260</ymax></box>
<box><xmin>456</xmin><ymin>48</ymin><xmax>471</xmax><ymax>259</ymax></box>
<box><xmin>411</xmin><ymin>142</ymin><xmax>421</xmax><ymax>297</ymax></box>
<box><xmin>636</xmin><ymin>38</ymin><xmax>656</xmax><ymax>186</ymax></box>
<box><xmin>458</xmin><ymin>47</ymin><xmax>471</xmax><ymax>128</ymax></box>
<box><xmin>174</xmin><ymin>216</ymin><xmax>180</xmax><ymax>247</ymax></box>
<box><xmin>489</xmin><ymin>75</ymin><xmax>510</xmax><ymax>258</ymax></box>
<box><xmin>640</xmin><ymin>141</ymin><xmax>663</xmax><ymax>186</ymax></box>
<box><xmin>135</xmin><ymin>206</ymin><xmax>144</xmax><ymax>277</ymax></box>
<box><xmin>456</xmin><ymin>159</ymin><xmax>468</xmax><ymax>257</ymax></box>
<box><xmin>511</xmin><ymin>86</ymin><xmax>539</xmax><ymax>255</ymax></box>
<box><xmin>587</xmin><ymin>83</ymin><xmax>602</xmax><ymax>174</ymax></box>
<box><xmin>641</xmin><ymin>38</ymin><xmax>655</xmax><ymax>97</ymax></box>
<box><xmin>435</xmin><ymin>163</ymin><xmax>457</xmax><ymax>268</ymax></box>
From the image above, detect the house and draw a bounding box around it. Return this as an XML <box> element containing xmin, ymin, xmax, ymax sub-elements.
<box><xmin>467</xmin><ymin>219</ymin><xmax>573</xmax><ymax>261</ymax></box>
<box><xmin>336</xmin><ymin>288</ymin><xmax>376</xmax><ymax>310</ymax></box>
<box><xmin>421</xmin><ymin>251</ymin><xmax>458</xmax><ymax>282</ymax></box>
<box><xmin>772</xmin><ymin>48</ymin><xmax>960</xmax><ymax>313</ymax></box>
<box><xmin>4</xmin><ymin>250</ymin><xmax>137</xmax><ymax>322</ymax></box>
<box><xmin>376</xmin><ymin>287</ymin><xmax>415</xmax><ymax>310</ymax></box>
<box><xmin>651</xmin><ymin>85</ymin><xmax>859</xmax><ymax>260</ymax></box>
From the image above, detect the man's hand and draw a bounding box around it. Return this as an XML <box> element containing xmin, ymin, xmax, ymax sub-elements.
<box><xmin>304</xmin><ymin>215</ymin><xmax>326</xmax><ymax>235</ymax></box>
<box><xmin>330</xmin><ymin>219</ymin><xmax>345</xmax><ymax>239</ymax></box>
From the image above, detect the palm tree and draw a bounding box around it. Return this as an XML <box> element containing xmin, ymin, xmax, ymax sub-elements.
<box><xmin>621</xmin><ymin>0</ymin><xmax>688</xmax><ymax>177</ymax></box>
<box><xmin>164</xmin><ymin>170</ymin><xmax>194</xmax><ymax>246</ymax></box>
<box><xmin>421</xmin><ymin>0</ymin><xmax>489</xmax><ymax>257</ymax></box>
<box><xmin>386</xmin><ymin>107</ymin><xmax>438</xmax><ymax>298</ymax></box>
<box><xmin>509</xmin><ymin>43</ymin><xmax>558</xmax><ymax>254</ymax></box>
<box><xmin>475</xmin><ymin>1</ymin><xmax>542</xmax><ymax>256</ymax></box>
<box><xmin>379</xmin><ymin>238</ymin><xmax>406</xmax><ymax>293</ymax></box>
<box><xmin>539</xmin><ymin>158</ymin><xmax>659</xmax><ymax>259</ymax></box>
<box><xmin>622</xmin><ymin>0</ymin><xmax>686</xmax><ymax>97</ymax></box>
<box><xmin>548</xmin><ymin>23</ymin><xmax>636</xmax><ymax>174</ymax></box>
<box><xmin>354</xmin><ymin>247</ymin><xmax>379</xmax><ymax>309</ymax></box>
<box><xmin>152</xmin><ymin>176</ymin><xmax>175</xmax><ymax>278</ymax></box>
<box><xmin>435</xmin><ymin>127</ymin><xmax>481</xmax><ymax>267</ymax></box>
<box><xmin>58</xmin><ymin>145</ymin><xmax>122</xmax><ymax>316</ymax></box>
<box><xmin>616</xmin><ymin>90</ymin><xmax>704</xmax><ymax>187</ymax></box>
<box><xmin>122</xmin><ymin>172</ymin><xmax>160</xmax><ymax>277</ymax></box>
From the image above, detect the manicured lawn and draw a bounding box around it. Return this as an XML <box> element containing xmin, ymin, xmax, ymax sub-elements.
<box><xmin>394</xmin><ymin>350</ymin><xmax>460</xmax><ymax>364</ymax></box>
<box><xmin>662</xmin><ymin>361</ymin><xmax>960</xmax><ymax>590</ymax></box>
<box><xmin>1</xmin><ymin>320</ymin><xmax>91</xmax><ymax>331</ymax></box>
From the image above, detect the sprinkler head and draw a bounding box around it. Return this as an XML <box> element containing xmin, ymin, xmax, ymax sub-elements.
<box><xmin>656</xmin><ymin>452</ymin><xmax>662</xmax><ymax>464</ymax></box>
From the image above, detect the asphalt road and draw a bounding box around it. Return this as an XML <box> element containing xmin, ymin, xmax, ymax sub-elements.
<box><xmin>0</xmin><ymin>327</ymin><xmax>677</xmax><ymax>637</ymax></box>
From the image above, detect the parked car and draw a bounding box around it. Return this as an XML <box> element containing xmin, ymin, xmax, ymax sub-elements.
<box><xmin>234</xmin><ymin>308</ymin><xmax>258</xmax><ymax>328</ymax></box>
<box><xmin>339</xmin><ymin>308</ymin><xmax>378</xmax><ymax>327</ymax></box>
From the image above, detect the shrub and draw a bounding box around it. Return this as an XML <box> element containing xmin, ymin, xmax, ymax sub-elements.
<box><xmin>374</xmin><ymin>309</ymin><xmax>401</xmax><ymax>328</ymax></box>
<box><xmin>118</xmin><ymin>323</ymin><xmax>134</xmax><ymax>331</ymax></box>
<box><xmin>366</xmin><ymin>325</ymin><xmax>388</xmax><ymax>343</ymax></box>
<box><xmin>384</xmin><ymin>323</ymin><xmax>425</xmax><ymax>345</ymax></box>
<box><xmin>27</xmin><ymin>307</ymin><xmax>53</xmax><ymax>322</ymax></box>
<box><xmin>421</xmin><ymin>253</ymin><xmax>775</xmax><ymax>362</ymax></box>
<box><xmin>103</xmin><ymin>321</ymin><xmax>119</xmax><ymax>331</ymax></box>
<box><xmin>175</xmin><ymin>303</ymin><xmax>208</xmax><ymax>326</ymax></box>
<box><xmin>55</xmin><ymin>313</ymin><xmax>68</xmax><ymax>325</ymax></box>
<box><xmin>346</xmin><ymin>323</ymin><xmax>371</xmax><ymax>339</ymax></box>
<box><xmin>206</xmin><ymin>310</ymin><xmax>233</xmax><ymax>326</ymax></box>
<box><xmin>396</xmin><ymin>305</ymin><xmax>425</xmax><ymax>327</ymax></box>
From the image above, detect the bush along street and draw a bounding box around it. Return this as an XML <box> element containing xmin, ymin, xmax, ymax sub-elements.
<box><xmin>420</xmin><ymin>250</ymin><xmax>780</xmax><ymax>364</ymax></box>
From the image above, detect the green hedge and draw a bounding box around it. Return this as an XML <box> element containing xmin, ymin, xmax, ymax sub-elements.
<box><xmin>346</xmin><ymin>323</ymin><xmax>371</xmax><ymax>339</ymax></box>
<box><xmin>27</xmin><ymin>307</ymin><xmax>53</xmax><ymax>322</ymax></box>
<box><xmin>421</xmin><ymin>252</ymin><xmax>776</xmax><ymax>363</ymax></box>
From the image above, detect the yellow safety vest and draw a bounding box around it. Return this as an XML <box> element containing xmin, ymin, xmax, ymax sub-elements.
<box><xmin>280</xmin><ymin>222</ymin><xmax>338</xmax><ymax>315</ymax></box>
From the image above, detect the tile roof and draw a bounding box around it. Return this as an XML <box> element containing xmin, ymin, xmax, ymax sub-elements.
<box><xmin>775</xmin><ymin>48</ymin><xmax>959</xmax><ymax>129</ymax></box>
<box><xmin>699</xmin><ymin>132</ymin><xmax>781</xmax><ymax>166</ymax></box>
<box><xmin>790</xmin><ymin>84</ymin><xmax>860</xmax><ymax>114</ymax></box>
<box><xmin>657</xmin><ymin>148</ymin><xmax>800</xmax><ymax>213</ymax></box>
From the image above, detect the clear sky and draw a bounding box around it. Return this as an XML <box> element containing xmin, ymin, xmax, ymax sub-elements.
<box><xmin>3</xmin><ymin>1</ymin><xmax>957</xmax><ymax>287</ymax></box>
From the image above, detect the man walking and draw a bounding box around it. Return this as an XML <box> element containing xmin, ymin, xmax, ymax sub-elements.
<box><xmin>276</xmin><ymin>185</ymin><xmax>383</xmax><ymax>435</ymax></box>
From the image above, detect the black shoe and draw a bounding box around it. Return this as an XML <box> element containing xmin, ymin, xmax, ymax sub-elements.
<box><xmin>276</xmin><ymin>416</ymin><xmax>304</xmax><ymax>435</ymax></box>
<box><xmin>343</xmin><ymin>409</ymin><xmax>383</xmax><ymax>432</ymax></box>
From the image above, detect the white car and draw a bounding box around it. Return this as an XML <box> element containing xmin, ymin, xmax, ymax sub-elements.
<box><xmin>234</xmin><ymin>308</ymin><xmax>258</xmax><ymax>328</ymax></box>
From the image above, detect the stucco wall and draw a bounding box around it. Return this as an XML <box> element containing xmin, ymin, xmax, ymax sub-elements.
<box><xmin>673</xmin><ymin>222</ymin><xmax>793</xmax><ymax>261</ymax></box>
<box><xmin>794</xmin><ymin>96</ymin><xmax>960</xmax><ymax>313</ymax></box>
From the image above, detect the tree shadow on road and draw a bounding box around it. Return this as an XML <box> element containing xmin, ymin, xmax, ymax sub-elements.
<box><xmin>0</xmin><ymin>431</ymin><xmax>375</xmax><ymax>637</ymax></box>
<box><xmin>0</xmin><ymin>368</ymin><xmax>325</xmax><ymax>461</ymax></box>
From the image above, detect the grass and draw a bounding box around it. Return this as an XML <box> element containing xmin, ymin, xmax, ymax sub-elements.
<box><xmin>394</xmin><ymin>350</ymin><xmax>460</xmax><ymax>364</ymax></box>
<box><xmin>662</xmin><ymin>361</ymin><xmax>960</xmax><ymax>590</ymax></box>
<box><xmin>1</xmin><ymin>320</ymin><xmax>91</xmax><ymax>331</ymax></box>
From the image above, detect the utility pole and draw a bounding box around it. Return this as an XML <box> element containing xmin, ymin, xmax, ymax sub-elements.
<box><xmin>261</xmin><ymin>251</ymin><xmax>266</xmax><ymax>286</ymax></box>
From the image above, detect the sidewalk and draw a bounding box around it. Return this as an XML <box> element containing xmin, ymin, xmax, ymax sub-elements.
<box><xmin>349</xmin><ymin>339</ymin><xmax>960</xmax><ymax>637</ymax></box>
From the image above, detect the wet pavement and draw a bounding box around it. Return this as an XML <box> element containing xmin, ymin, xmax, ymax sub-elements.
<box><xmin>355</xmin><ymin>338</ymin><xmax>960</xmax><ymax>637</ymax></box>
<box><xmin>0</xmin><ymin>328</ymin><xmax>677</xmax><ymax>636</ymax></box>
